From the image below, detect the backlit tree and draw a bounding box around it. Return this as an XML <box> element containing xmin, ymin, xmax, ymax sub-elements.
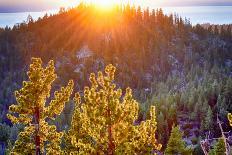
<box><xmin>7</xmin><ymin>58</ymin><xmax>74</xmax><ymax>154</ymax></box>
<box><xmin>65</xmin><ymin>64</ymin><xmax>162</xmax><ymax>154</ymax></box>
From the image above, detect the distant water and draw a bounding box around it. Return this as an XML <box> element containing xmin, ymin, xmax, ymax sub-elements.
<box><xmin>0</xmin><ymin>6</ymin><xmax>232</xmax><ymax>28</ymax></box>
<box><xmin>161</xmin><ymin>6</ymin><xmax>232</xmax><ymax>25</ymax></box>
<box><xmin>0</xmin><ymin>9</ymin><xmax>58</xmax><ymax>28</ymax></box>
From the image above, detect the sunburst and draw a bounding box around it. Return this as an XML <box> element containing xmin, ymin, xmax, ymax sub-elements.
<box><xmin>84</xmin><ymin>0</ymin><xmax>121</xmax><ymax>10</ymax></box>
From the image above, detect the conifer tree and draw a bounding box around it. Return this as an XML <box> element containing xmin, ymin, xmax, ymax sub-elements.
<box><xmin>165</xmin><ymin>126</ymin><xmax>191</xmax><ymax>155</ymax></box>
<box><xmin>226</xmin><ymin>25</ymin><xmax>231</xmax><ymax>39</ymax></box>
<box><xmin>65</xmin><ymin>64</ymin><xmax>162</xmax><ymax>154</ymax></box>
<box><xmin>7</xmin><ymin>58</ymin><xmax>74</xmax><ymax>154</ymax></box>
<box><xmin>202</xmin><ymin>107</ymin><xmax>213</xmax><ymax>131</ymax></box>
<box><xmin>209</xmin><ymin>138</ymin><xmax>226</xmax><ymax>155</ymax></box>
<box><xmin>214</xmin><ymin>25</ymin><xmax>219</xmax><ymax>35</ymax></box>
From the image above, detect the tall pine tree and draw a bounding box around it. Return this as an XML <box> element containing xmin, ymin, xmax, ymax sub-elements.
<box><xmin>201</xmin><ymin>107</ymin><xmax>213</xmax><ymax>132</ymax></box>
<box><xmin>65</xmin><ymin>64</ymin><xmax>162</xmax><ymax>154</ymax></box>
<box><xmin>7</xmin><ymin>58</ymin><xmax>73</xmax><ymax>154</ymax></box>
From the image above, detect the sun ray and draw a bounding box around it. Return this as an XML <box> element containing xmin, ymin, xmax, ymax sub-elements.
<box><xmin>82</xmin><ymin>0</ymin><xmax>123</xmax><ymax>10</ymax></box>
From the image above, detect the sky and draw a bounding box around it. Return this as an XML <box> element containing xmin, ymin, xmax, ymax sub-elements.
<box><xmin>0</xmin><ymin>0</ymin><xmax>232</xmax><ymax>12</ymax></box>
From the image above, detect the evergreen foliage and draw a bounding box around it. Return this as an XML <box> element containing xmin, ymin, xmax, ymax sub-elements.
<box><xmin>165</xmin><ymin>126</ymin><xmax>191</xmax><ymax>155</ymax></box>
<box><xmin>65</xmin><ymin>64</ymin><xmax>162</xmax><ymax>154</ymax></box>
<box><xmin>0</xmin><ymin>3</ymin><xmax>231</xmax><ymax>154</ymax></box>
<box><xmin>209</xmin><ymin>138</ymin><xmax>226</xmax><ymax>155</ymax></box>
<box><xmin>201</xmin><ymin>107</ymin><xmax>213</xmax><ymax>131</ymax></box>
<box><xmin>153</xmin><ymin>94</ymin><xmax>177</xmax><ymax>145</ymax></box>
<box><xmin>7</xmin><ymin>58</ymin><xmax>74</xmax><ymax>154</ymax></box>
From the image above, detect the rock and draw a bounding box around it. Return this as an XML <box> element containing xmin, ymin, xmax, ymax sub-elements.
<box><xmin>76</xmin><ymin>45</ymin><xmax>93</xmax><ymax>59</ymax></box>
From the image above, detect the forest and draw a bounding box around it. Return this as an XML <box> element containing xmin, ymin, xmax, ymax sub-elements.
<box><xmin>0</xmin><ymin>3</ymin><xmax>232</xmax><ymax>154</ymax></box>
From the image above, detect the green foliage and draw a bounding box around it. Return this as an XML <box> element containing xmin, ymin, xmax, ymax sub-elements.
<box><xmin>0</xmin><ymin>3</ymin><xmax>231</xmax><ymax>152</ymax></box>
<box><xmin>154</xmin><ymin>94</ymin><xmax>177</xmax><ymax>145</ymax></box>
<box><xmin>165</xmin><ymin>126</ymin><xmax>191</xmax><ymax>155</ymax></box>
<box><xmin>209</xmin><ymin>138</ymin><xmax>226</xmax><ymax>155</ymax></box>
<box><xmin>201</xmin><ymin>107</ymin><xmax>213</xmax><ymax>132</ymax></box>
<box><xmin>65</xmin><ymin>64</ymin><xmax>162</xmax><ymax>154</ymax></box>
<box><xmin>7</xmin><ymin>58</ymin><xmax>74</xmax><ymax>154</ymax></box>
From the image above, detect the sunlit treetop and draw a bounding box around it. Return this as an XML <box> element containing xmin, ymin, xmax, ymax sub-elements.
<box><xmin>7</xmin><ymin>58</ymin><xmax>74</xmax><ymax>154</ymax></box>
<box><xmin>64</xmin><ymin>64</ymin><xmax>162</xmax><ymax>154</ymax></box>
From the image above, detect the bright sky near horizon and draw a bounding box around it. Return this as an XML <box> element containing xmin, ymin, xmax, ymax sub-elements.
<box><xmin>0</xmin><ymin>0</ymin><xmax>232</xmax><ymax>12</ymax></box>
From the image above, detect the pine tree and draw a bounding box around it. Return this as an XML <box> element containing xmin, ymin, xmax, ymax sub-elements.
<box><xmin>7</xmin><ymin>58</ymin><xmax>74</xmax><ymax>154</ymax></box>
<box><xmin>202</xmin><ymin>107</ymin><xmax>213</xmax><ymax>131</ymax></box>
<box><xmin>165</xmin><ymin>126</ymin><xmax>191</xmax><ymax>155</ymax></box>
<box><xmin>214</xmin><ymin>25</ymin><xmax>219</xmax><ymax>35</ymax></box>
<box><xmin>226</xmin><ymin>25</ymin><xmax>231</xmax><ymax>39</ymax></box>
<box><xmin>220</xmin><ymin>26</ymin><xmax>226</xmax><ymax>38</ymax></box>
<box><xmin>208</xmin><ymin>25</ymin><xmax>213</xmax><ymax>34</ymax></box>
<box><xmin>228</xmin><ymin>113</ymin><xmax>232</xmax><ymax>126</ymax></box>
<box><xmin>65</xmin><ymin>64</ymin><xmax>162</xmax><ymax>154</ymax></box>
<box><xmin>209</xmin><ymin>138</ymin><xmax>226</xmax><ymax>155</ymax></box>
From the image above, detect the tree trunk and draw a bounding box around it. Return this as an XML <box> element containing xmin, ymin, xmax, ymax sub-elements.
<box><xmin>200</xmin><ymin>140</ymin><xmax>209</xmax><ymax>155</ymax></box>
<box><xmin>35</xmin><ymin>107</ymin><xmax>41</xmax><ymax>155</ymax></box>
<box><xmin>107</xmin><ymin>125</ymin><xmax>115</xmax><ymax>155</ymax></box>
<box><xmin>107</xmin><ymin>107</ymin><xmax>115</xmax><ymax>155</ymax></box>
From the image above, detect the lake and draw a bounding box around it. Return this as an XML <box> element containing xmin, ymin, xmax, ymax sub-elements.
<box><xmin>0</xmin><ymin>6</ymin><xmax>232</xmax><ymax>28</ymax></box>
<box><xmin>0</xmin><ymin>9</ymin><xmax>58</xmax><ymax>28</ymax></box>
<box><xmin>162</xmin><ymin>6</ymin><xmax>232</xmax><ymax>25</ymax></box>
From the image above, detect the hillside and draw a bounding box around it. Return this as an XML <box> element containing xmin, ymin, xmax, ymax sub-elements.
<box><xmin>0</xmin><ymin>4</ymin><xmax>232</xmax><ymax>154</ymax></box>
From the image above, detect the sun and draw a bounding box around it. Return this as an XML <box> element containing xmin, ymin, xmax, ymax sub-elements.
<box><xmin>84</xmin><ymin>0</ymin><xmax>119</xmax><ymax>9</ymax></box>
<box><xmin>94</xmin><ymin>0</ymin><xmax>117</xmax><ymax>8</ymax></box>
